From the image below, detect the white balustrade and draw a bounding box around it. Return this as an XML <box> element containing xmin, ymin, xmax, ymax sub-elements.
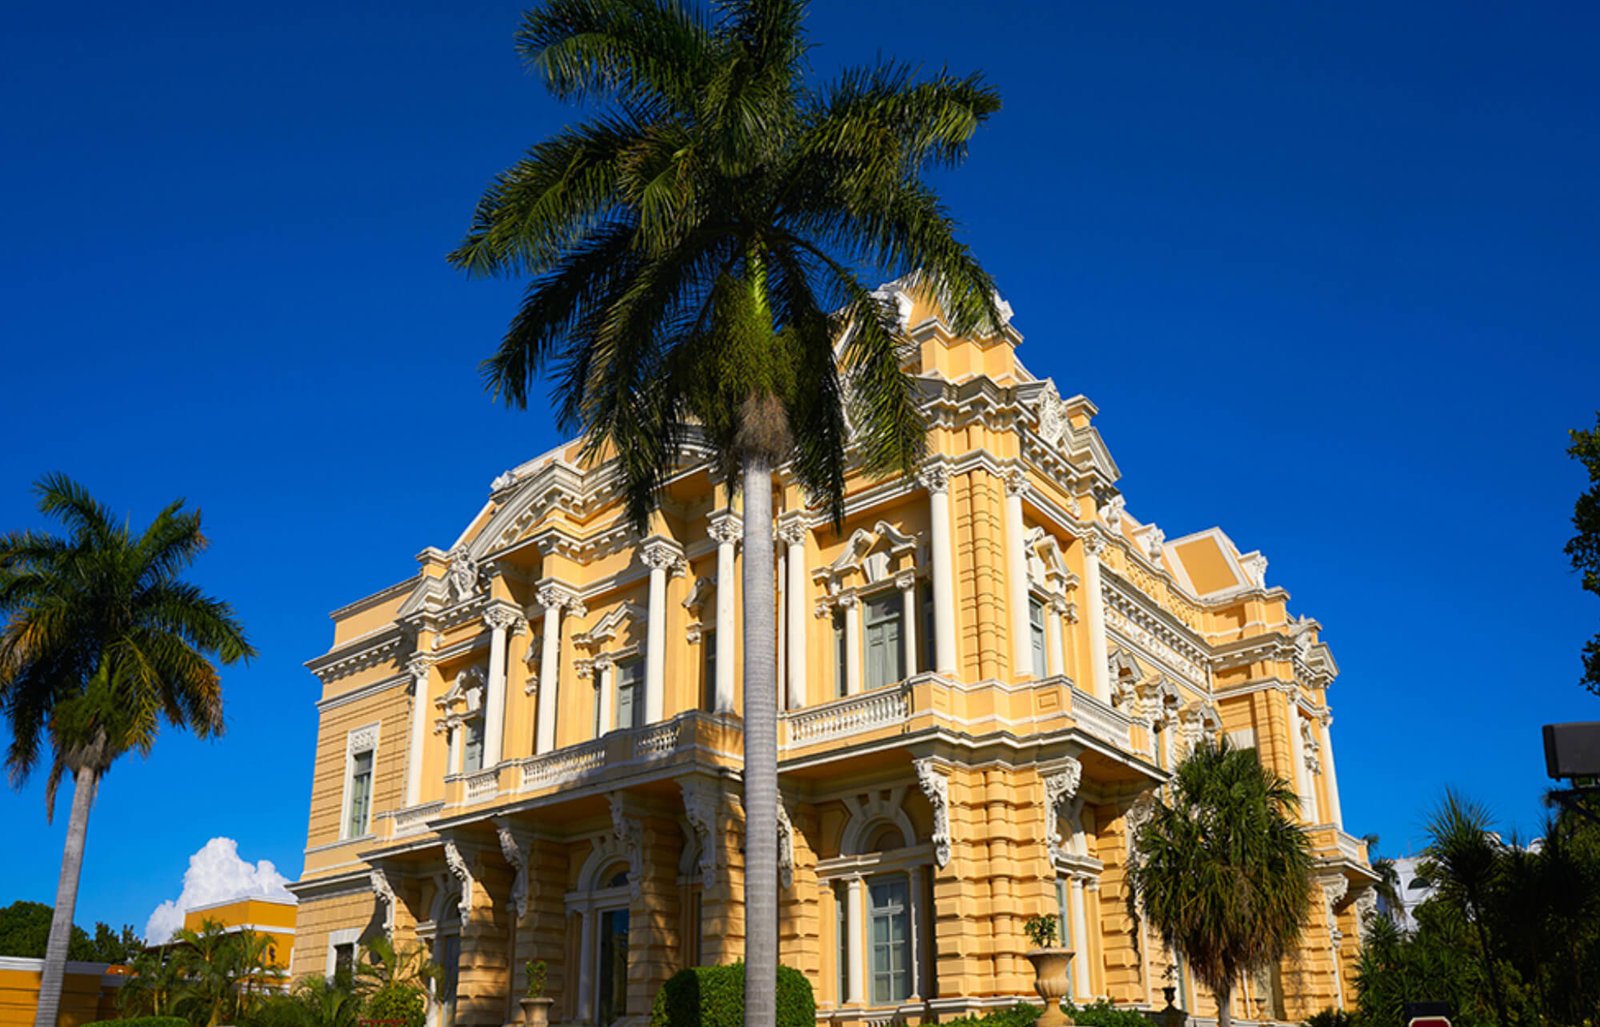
<box><xmin>519</xmin><ymin>739</ymin><xmax>608</xmax><ymax>792</ymax></box>
<box><xmin>464</xmin><ymin>769</ymin><xmax>499</xmax><ymax>803</ymax></box>
<box><xmin>1070</xmin><ymin>685</ymin><xmax>1134</xmax><ymax>750</ymax></box>
<box><xmin>391</xmin><ymin>801</ymin><xmax>445</xmax><ymax>838</ymax></box>
<box><xmin>784</xmin><ymin>685</ymin><xmax>911</xmax><ymax>748</ymax></box>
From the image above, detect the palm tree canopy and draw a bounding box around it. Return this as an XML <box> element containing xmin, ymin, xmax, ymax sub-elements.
<box><xmin>1129</xmin><ymin>738</ymin><xmax>1315</xmax><ymax>1004</ymax></box>
<box><xmin>0</xmin><ymin>474</ymin><xmax>255</xmax><ymax>814</ymax></box>
<box><xmin>449</xmin><ymin>0</ymin><xmax>1004</xmax><ymax>526</ymax></box>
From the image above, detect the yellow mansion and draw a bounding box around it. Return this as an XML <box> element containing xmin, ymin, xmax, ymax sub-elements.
<box><xmin>290</xmin><ymin>287</ymin><xmax>1376</xmax><ymax>1026</ymax></box>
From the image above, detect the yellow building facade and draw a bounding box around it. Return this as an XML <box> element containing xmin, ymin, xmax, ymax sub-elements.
<box><xmin>0</xmin><ymin>960</ymin><xmax>122</xmax><ymax>1027</ymax></box>
<box><xmin>291</xmin><ymin>287</ymin><xmax>1376</xmax><ymax>1026</ymax></box>
<box><xmin>180</xmin><ymin>898</ymin><xmax>298</xmax><ymax>973</ymax></box>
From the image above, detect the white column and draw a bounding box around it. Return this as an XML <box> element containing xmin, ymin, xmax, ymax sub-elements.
<box><xmin>921</xmin><ymin>466</ymin><xmax>958</xmax><ymax>675</ymax></box>
<box><xmin>577</xmin><ymin>908</ymin><xmax>595</xmax><ymax>1021</ymax></box>
<box><xmin>534</xmin><ymin>585</ymin><xmax>571</xmax><ymax>755</ymax></box>
<box><xmin>897</xmin><ymin>570</ymin><xmax>918</xmax><ymax>678</ymax></box>
<box><xmin>846</xmin><ymin>875</ymin><xmax>866</xmax><ymax>1005</ymax></box>
<box><xmin>709</xmin><ymin>515</ymin><xmax>740</xmax><ymax>713</ymax></box>
<box><xmin>447</xmin><ymin>724</ymin><xmax>462</xmax><ymax>776</ymax></box>
<box><xmin>841</xmin><ymin>594</ymin><xmax>862</xmax><ymax>695</ymax></box>
<box><xmin>1005</xmin><ymin>470</ymin><xmax>1033</xmax><ymax>678</ymax></box>
<box><xmin>1046</xmin><ymin>597</ymin><xmax>1066</xmax><ymax>678</ymax></box>
<box><xmin>1070</xmin><ymin>876</ymin><xmax>1092</xmax><ymax>1002</ymax></box>
<box><xmin>1322</xmin><ymin>715</ymin><xmax>1344</xmax><ymax>829</ymax></box>
<box><xmin>1288</xmin><ymin>704</ymin><xmax>1311</xmax><ymax>821</ymax></box>
<box><xmin>404</xmin><ymin>654</ymin><xmax>433</xmax><ymax>806</ymax></box>
<box><xmin>906</xmin><ymin>865</ymin><xmax>924</xmax><ymax>1001</ymax></box>
<box><xmin>482</xmin><ymin>605</ymin><xmax>521</xmax><ymax>768</ymax></box>
<box><xmin>781</xmin><ymin>519</ymin><xmax>808</xmax><ymax>710</ymax></box>
<box><xmin>1082</xmin><ymin>533</ymin><xmax>1111</xmax><ymax>701</ymax></box>
<box><xmin>640</xmin><ymin>540</ymin><xmax>684</xmax><ymax>725</ymax></box>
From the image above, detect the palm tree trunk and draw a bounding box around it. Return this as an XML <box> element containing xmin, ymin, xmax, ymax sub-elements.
<box><xmin>1215</xmin><ymin>981</ymin><xmax>1232</xmax><ymax>1027</ymax></box>
<box><xmin>741</xmin><ymin>451</ymin><xmax>778</xmax><ymax>1027</ymax></box>
<box><xmin>34</xmin><ymin>766</ymin><xmax>97</xmax><ymax>1027</ymax></box>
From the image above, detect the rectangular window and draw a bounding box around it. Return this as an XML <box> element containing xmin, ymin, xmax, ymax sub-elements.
<box><xmin>597</xmin><ymin>907</ymin><xmax>630</xmax><ymax>1023</ymax></box>
<box><xmin>332</xmin><ymin>942</ymin><xmax>355</xmax><ymax>986</ymax></box>
<box><xmin>864</xmin><ymin>594</ymin><xmax>904</xmax><ymax>691</ymax></box>
<box><xmin>616</xmin><ymin>658</ymin><xmax>643</xmax><ymax>730</ymax></box>
<box><xmin>1029</xmin><ymin>596</ymin><xmax>1048</xmax><ymax>679</ymax></box>
<box><xmin>833</xmin><ymin>611</ymin><xmax>848</xmax><ymax>698</ymax></box>
<box><xmin>919</xmin><ymin>581</ymin><xmax>935</xmax><ymax>674</ymax></box>
<box><xmin>345</xmin><ymin>749</ymin><xmax>373</xmax><ymax>838</ymax></box>
<box><xmin>702</xmin><ymin>630</ymin><xmax>717</xmax><ymax>712</ymax></box>
<box><xmin>462</xmin><ymin>719</ymin><xmax>484</xmax><ymax>773</ymax></box>
<box><xmin>869</xmin><ymin>877</ymin><xmax>911</xmax><ymax>1005</ymax></box>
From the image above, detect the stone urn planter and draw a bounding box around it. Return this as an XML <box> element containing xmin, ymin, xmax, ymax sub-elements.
<box><xmin>518</xmin><ymin>996</ymin><xmax>554</xmax><ymax>1027</ymax></box>
<box><xmin>1026</xmin><ymin>947</ymin><xmax>1075</xmax><ymax>1027</ymax></box>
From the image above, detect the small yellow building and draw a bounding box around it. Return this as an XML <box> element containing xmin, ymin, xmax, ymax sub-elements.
<box><xmin>291</xmin><ymin>285</ymin><xmax>1376</xmax><ymax>1026</ymax></box>
<box><xmin>181</xmin><ymin>898</ymin><xmax>298</xmax><ymax>973</ymax></box>
<box><xmin>0</xmin><ymin>959</ymin><xmax>122</xmax><ymax>1027</ymax></box>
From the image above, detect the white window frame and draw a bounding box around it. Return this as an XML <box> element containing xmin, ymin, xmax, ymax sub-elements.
<box><xmin>340</xmin><ymin>723</ymin><xmax>380</xmax><ymax>841</ymax></box>
<box><xmin>326</xmin><ymin>927</ymin><xmax>362</xmax><ymax>977</ymax></box>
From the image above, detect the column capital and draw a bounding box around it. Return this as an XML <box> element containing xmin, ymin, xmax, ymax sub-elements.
<box><xmin>483</xmin><ymin>603</ymin><xmax>525</xmax><ymax>634</ymax></box>
<box><xmin>707</xmin><ymin>511</ymin><xmax>743</xmax><ymax>545</ymax></box>
<box><xmin>777</xmin><ymin>513</ymin><xmax>810</xmax><ymax>547</ymax></box>
<box><xmin>1082</xmin><ymin>530</ymin><xmax>1110</xmax><ymax>557</ymax></box>
<box><xmin>536</xmin><ymin>581</ymin><xmax>584</xmax><ymax>615</ymax></box>
<box><xmin>835</xmin><ymin>590</ymin><xmax>859</xmax><ymax>610</ymax></box>
<box><xmin>405</xmin><ymin>653</ymin><xmax>435</xmax><ymax>679</ymax></box>
<box><xmin>917</xmin><ymin>462</ymin><xmax>950</xmax><ymax>495</ymax></box>
<box><xmin>1005</xmin><ymin>466</ymin><xmax>1030</xmax><ymax>497</ymax></box>
<box><xmin>894</xmin><ymin>569</ymin><xmax>918</xmax><ymax>592</ymax></box>
<box><xmin>640</xmin><ymin>537</ymin><xmax>687</xmax><ymax>575</ymax></box>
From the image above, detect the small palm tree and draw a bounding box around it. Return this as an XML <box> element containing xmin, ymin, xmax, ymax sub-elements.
<box><xmin>1419</xmin><ymin>790</ymin><xmax>1512</xmax><ymax>1027</ymax></box>
<box><xmin>449</xmin><ymin>3</ymin><xmax>1000</xmax><ymax>1022</ymax></box>
<box><xmin>1362</xmin><ymin>833</ymin><xmax>1404</xmax><ymax>924</ymax></box>
<box><xmin>353</xmin><ymin>935</ymin><xmax>441</xmax><ymax>997</ymax></box>
<box><xmin>120</xmin><ymin>947</ymin><xmax>182</xmax><ymax>1017</ymax></box>
<box><xmin>0</xmin><ymin>475</ymin><xmax>254</xmax><ymax>1027</ymax></box>
<box><xmin>1128</xmin><ymin>739</ymin><xmax>1314</xmax><ymax>1027</ymax></box>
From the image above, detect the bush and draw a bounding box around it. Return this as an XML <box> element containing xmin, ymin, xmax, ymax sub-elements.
<box><xmin>1304</xmin><ymin>1009</ymin><xmax>1357</xmax><ymax>1027</ymax></box>
<box><xmin>1067</xmin><ymin>1001</ymin><xmax>1157</xmax><ymax>1027</ymax></box>
<box><xmin>362</xmin><ymin>984</ymin><xmax>425</xmax><ymax>1027</ymax></box>
<box><xmin>650</xmin><ymin>963</ymin><xmax>814</xmax><ymax>1027</ymax></box>
<box><xmin>82</xmin><ymin>1019</ymin><xmax>188</xmax><ymax>1027</ymax></box>
<box><xmin>941</xmin><ymin>1002</ymin><xmax>1043</xmax><ymax>1027</ymax></box>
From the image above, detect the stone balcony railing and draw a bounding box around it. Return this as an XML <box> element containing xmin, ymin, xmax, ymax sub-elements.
<box><xmin>1307</xmin><ymin>824</ymin><xmax>1370</xmax><ymax>865</ymax></box>
<box><xmin>783</xmin><ymin>683</ymin><xmax>914</xmax><ymax>749</ymax></box>
<box><xmin>1066</xmin><ymin>684</ymin><xmax>1136</xmax><ymax>752</ymax></box>
<box><xmin>383</xmin><ymin>800</ymin><xmax>445</xmax><ymax>840</ymax></box>
<box><xmin>777</xmin><ymin>674</ymin><xmax>1139</xmax><ymax>757</ymax></box>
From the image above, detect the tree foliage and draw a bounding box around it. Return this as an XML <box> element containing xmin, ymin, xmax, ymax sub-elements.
<box><xmin>1353</xmin><ymin>793</ymin><xmax>1600</xmax><ymax>1026</ymax></box>
<box><xmin>1127</xmin><ymin>738</ymin><xmax>1314</xmax><ymax>1027</ymax></box>
<box><xmin>449</xmin><ymin>0</ymin><xmax>1003</xmax><ymax>528</ymax></box>
<box><xmin>1566</xmin><ymin>412</ymin><xmax>1600</xmax><ymax>696</ymax></box>
<box><xmin>0</xmin><ymin>900</ymin><xmax>142</xmax><ymax>962</ymax></box>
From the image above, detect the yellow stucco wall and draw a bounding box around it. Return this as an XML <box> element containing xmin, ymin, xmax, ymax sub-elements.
<box><xmin>0</xmin><ymin>961</ymin><xmax>121</xmax><ymax>1027</ymax></box>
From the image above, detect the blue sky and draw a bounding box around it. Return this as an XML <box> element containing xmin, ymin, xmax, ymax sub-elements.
<box><xmin>2</xmin><ymin>0</ymin><xmax>1597</xmax><ymax>934</ymax></box>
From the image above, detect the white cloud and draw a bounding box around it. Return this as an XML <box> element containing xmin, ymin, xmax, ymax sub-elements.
<box><xmin>144</xmin><ymin>837</ymin><xmax>296</xmax><ymax>944</ymax></box>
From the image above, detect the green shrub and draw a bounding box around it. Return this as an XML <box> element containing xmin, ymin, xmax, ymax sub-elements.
<box><xmin>941</xmin><ymin>1002</ymin><xmax>1043</xmax><ymax>1027</ymax></box>
<box><xmin>1066</xmin><ymin>1001</ymin><xmax>1157</xmax><ymax>1027</ymax></box>
<box><xmin>361</xmin><ymin>984</ymin><xmax>425</xmax><ymax>1027</ymax></box>
<box><xmin>1304</xmin><ymin>1009</ymin><xmax>1357</xmax><ymax>1027</ymax></box>
<box><xmin>650</xmin><ymin>963</ymin><xmax>814</xmax><ymax>1027</ymax></box>
<box><xmin>242</xmin><ymin>995</ymin><xmax>314</xmax><ymax>1027</ymax></box>
<box><xmin>82</xmin><ymin>1018</ymin><xmax>189</xmax><ymax>1027</ymax></box>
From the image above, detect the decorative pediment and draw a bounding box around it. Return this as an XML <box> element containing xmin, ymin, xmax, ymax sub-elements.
<box><xmin>1025</xmin><ymin>378</ymin><xmax>1122</xmax><ymax>486</ymax></box>
<box><xmin>816</xmin><ymin>521</ymin><xmax>921</xmax><ymax>593</ymax></box>
<box><xmin>574</xmin><ymin>601</ymin><xmax>646</xmax><ymax>651</ymax></box>
<box><xmin>466</xmin><ymin>460</ymin><xmax>587</xmax><ymax>559</ymax></box>
<box><xmin>435</xmin><ymin>666</ymin><xmax>485</xmax><ymax>734</ymax></box>
<box><xmin>1024</xmin><ymin>526</ymin><xmax>1079</xmax><ymax>593</ymax></box>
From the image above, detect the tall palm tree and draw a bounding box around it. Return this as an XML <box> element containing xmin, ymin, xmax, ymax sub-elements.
<box><xmin>1420</xmin><ymin>790</ymin><xmax>1512</xmax><ymax>1027</ymax></box>
<box><xmin>1128</xmin><ymin>739</ymin><xmax>1314</xmax><ymax>1027</ymax></box>
<box><xmin>0</xmin><ymin>475</ymin><xmax>254</xmax><ymax>1027</ymax></box>
<box><xmin>448</xmin><ymin>1</ymin><xmax>1000</xmax><ymax>1021</ymax></box>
